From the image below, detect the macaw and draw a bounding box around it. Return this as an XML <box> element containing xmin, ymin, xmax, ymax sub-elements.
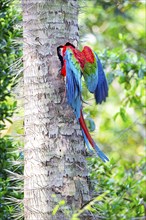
<box><xmin>57</xmin><ymin>42</ymin><xmax>109</xmax><ymax>162</ymax></box>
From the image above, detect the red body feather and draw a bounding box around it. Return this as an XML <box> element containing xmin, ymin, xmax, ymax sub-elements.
<box><xmin>61</xmin><ymin>45</ymin><xmax>95</xmax><ymax>76</ymax></box>
<box><xmin>82</xmin><ymin>46</ymin><xmax>95</xmax><ymax>63</ymax></box>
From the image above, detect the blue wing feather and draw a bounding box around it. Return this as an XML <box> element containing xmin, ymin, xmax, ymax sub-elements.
<box><xmin>65</xmin><ymin>49</ymin><xmax>82</xmax><ymax>119</ymax></box>
<box><xmin>94</xmin><ymin>54</ymin><xmax>108</xmax><ymax>104</ymax></box>
<box><xmin>83</xmin><ymin>68</ymin><xmax>98</xmax><ymax>93</ymax></box>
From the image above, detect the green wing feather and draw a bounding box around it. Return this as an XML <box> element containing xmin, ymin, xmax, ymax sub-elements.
<box><xmin>82</xmin><ymin>47</ymin><xmax>98</xmax><ymax>93</ymax></box>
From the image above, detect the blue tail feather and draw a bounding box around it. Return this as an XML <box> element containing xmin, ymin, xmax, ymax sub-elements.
<box><xmin>82</xmin><ymin>130</ymin><xmax>93</xmax><ymax>153</ymax></box>
<box><xmin>93</xmin><ymin>141</ymin><xmax>109</xmax><ymax>162</ymax></box>
<box><xmin>82</xmin><ymin>127</ymin><xmax>109</xmax><ymax>162</ymax></box>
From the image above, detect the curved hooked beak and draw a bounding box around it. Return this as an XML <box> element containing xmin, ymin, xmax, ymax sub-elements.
<box><xmin>57</xmin><ymin>45</ymin><xmax>63</xmax><ymax>56</ymax></box>
<box><xmin>57</xmin><ymin>45</ymin><xmax>64</xmax><ymax>67</ymax></box>
<box><xmin>57</xmin><ymin>42</ymin><xmax>75</xmax><ymax>67</ymax></box>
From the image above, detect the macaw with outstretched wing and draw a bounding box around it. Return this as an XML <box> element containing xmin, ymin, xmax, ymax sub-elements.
<box><xmin>57</xmin><ymin>42</ymin><xmax>109</xmax><ymax>162</ymax></box>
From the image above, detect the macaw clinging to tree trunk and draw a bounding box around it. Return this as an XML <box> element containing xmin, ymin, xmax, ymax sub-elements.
<box><xmin>57</xmin><ymin>42</ymin><xmax>109</xmax><ymax>162</ymax></box>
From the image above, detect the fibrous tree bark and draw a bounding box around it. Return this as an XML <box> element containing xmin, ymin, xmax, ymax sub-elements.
<box><xmin>23</xmin><ymin>0</ymin><xmax>90</xmax><ymax>219</ymax></box>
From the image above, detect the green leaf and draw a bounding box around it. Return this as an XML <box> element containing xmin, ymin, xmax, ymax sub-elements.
<box><xmin>119</xmin><ymin>107</ymin><xmax>127</xmax><ymax>122</ymax></box>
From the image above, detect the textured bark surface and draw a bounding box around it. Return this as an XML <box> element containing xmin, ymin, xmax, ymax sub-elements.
<box><xmin>23</xmin><ymin>0</ymin><xmax>90</xmax><ymax>219</ymax></box>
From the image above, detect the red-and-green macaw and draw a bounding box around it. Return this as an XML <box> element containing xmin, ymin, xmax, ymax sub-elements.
<box><xmin>57</xmin><ymin>42</ymin><xmax>109</xmax><ymax>162</ymax></box>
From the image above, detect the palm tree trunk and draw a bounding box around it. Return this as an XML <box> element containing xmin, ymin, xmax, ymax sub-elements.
<box><xmin>23</xmin><ymin>0</ymin><xmax>90</xmax><ymax>219</ymax></box>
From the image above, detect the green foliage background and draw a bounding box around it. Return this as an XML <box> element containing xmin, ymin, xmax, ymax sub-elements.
<box><xmin>0</xmin><ymin>0</ymin><xmax>22</xmax><ymax>219</ymax></box>
<box><xmin>0</xmin><ymin>0</ymin><xmax>145</xmax><ymax>219</ymax></box>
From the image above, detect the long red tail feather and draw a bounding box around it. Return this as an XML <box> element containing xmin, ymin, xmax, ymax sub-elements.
<box><xmin>79</xmin><ymin>110</ymin><xmax>109</xmax><ymax>162</ymax></box>
<box><xmin>79</xmin><ymin>110</ymin><xmax>95</xmax><ymax>148</ymax></box>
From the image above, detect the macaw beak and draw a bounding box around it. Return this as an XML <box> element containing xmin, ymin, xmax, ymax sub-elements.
<box><xmin>57</xmin><ymin>45</ymin><xmax>63</xmax><ymax>57</ymax></box>
<box><xmin>57</xmin><ymin>45</ymin><xmax>64</xmax><ymax>67</ymax></box>
<box><xmin>57</xmin><ymin>42</ymin><xmax>75</xmax><ymax>67</ymax></box>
